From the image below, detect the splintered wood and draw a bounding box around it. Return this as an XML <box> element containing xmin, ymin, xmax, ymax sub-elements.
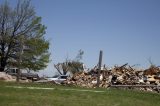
<box><xmin>63</xmin><ymin>64</ymin><xmax>160</xmax><ymax>93</ymax></box>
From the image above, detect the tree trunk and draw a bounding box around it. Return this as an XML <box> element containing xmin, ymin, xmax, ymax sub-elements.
<box><xmin>0</xmin><ymin>67</ymin><xmax>5</xmax><ymax>72</ymax></box>
<box><xmin>0</xmin><ymin>51</ymin><xmax>8</xmax><ymax>72</ymax></box>
<box><xmin>0</xmin><ymin>43</ymin><xmax>6</xmax><ymax>72</ymax></box>
<box><xmin>0</xmin><ymin>61</ymin><xmax>6</xmax><ymax>72</ymax></box>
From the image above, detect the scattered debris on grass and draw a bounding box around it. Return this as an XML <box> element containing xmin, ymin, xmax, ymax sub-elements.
<box><xmin>1</xmin><ymin>64</ymin><xmax>160</xmax><ymax>93</ymax></box>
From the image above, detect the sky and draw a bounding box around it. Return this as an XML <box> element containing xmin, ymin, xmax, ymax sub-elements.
<box><xmin>0</xmin><ymin>0</ymin><xmax>160</xmax><ymax>76</ymax></box>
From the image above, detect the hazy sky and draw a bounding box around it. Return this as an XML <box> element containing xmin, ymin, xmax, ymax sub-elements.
<box><xmin>0</xmin><ymin>0</ymin><xmax>160</xmax><ymax>76</ymax></box>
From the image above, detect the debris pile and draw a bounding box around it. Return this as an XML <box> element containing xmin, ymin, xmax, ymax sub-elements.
<box><xmin>0</xmin><ymin>72</ymin><xmax>16</xmax><ymax>81</ymax></box>
<box><xmin>64</xmin><ymin>72</ymin><xmax>105</xmax><ymax>88</ymax></box>
<box><xmin>0</xmin><ymin>72</ymin><xmax>31</xmax><ymax>82</ymax></box>
<box><xmin>63</xmin><ymin>64</ymin><xmax>160</xmax><ymax>93</ymax></box>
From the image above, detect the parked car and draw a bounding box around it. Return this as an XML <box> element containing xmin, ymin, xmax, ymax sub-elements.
<box><xmin>6</xmin><ymin>68</ymin><xmax>39</xmax><ymax>81</ymax></box>
<box><xmin>46</xmin><ymin>75</ymin><xmax>68</xmax><ymax>84</ymax></box>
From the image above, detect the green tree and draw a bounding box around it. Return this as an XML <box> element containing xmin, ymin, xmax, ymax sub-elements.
<box><xmin>68</xmin><ymin>61</ymin><xmax>84</xmax><ymax>74</ymax></box>
<box><xmin>0</xmin><ymin>0</ymin><xmax>50</xmax><ymax>72</ymax></box>
<box><xmin>54</xmin><ymin>50</ymin><xmax>84</xmax><ymax>75</ymax></box>
<box><xmin>68</xmin><ymin>49</ymin><xmax>84</xmax><ymax>74</ymax></box>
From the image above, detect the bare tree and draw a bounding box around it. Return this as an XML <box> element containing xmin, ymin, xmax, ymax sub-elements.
<box><xmin>54</xmin><ymin>62</ymin><xmax>70</xmax><ymax>75</ymax></box>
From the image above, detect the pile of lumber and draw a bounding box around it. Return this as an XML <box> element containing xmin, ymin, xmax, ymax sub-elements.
<box><xmin>63</xmin><ymin>64</ymin><xmax>160</xmax><ymax>93</ymax></box>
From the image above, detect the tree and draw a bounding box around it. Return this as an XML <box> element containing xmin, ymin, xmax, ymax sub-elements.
<box><xmin>68</xmin><ymin>60</ymin><xmax>84</xmax><ymax>74</ymax></box>
<box><xmin>0</xmin><ymin>0</ymin><xmax>50</xmax><ymax>72</ymax></box>
<box><xmin>54</xmin><ymin>50</ymin><xmax>84</xmax><ymax>75</ymax></box>
<box><xmin>20</xmin><ymin>35</ymin><xmax>50</xmax><ymax>72</ymax></box>
<box><xmin>75</xmin><ymin>49</ymin><xmax>84</xmax><ymax>62</ymax></box>
<box><xmin>54</xmin><ymin>61</ymin><xmax>70</xmax><ymax>75</ymax></box>
<box><xmin>68</xmin><ymin>49</ymin><xmax>84</xmax><ymax>74</ymax></box>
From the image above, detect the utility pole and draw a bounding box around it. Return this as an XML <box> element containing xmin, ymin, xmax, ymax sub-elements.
<box><xmin>16</xmin><ymin>35</ymin><xmax>24</xmax><ymax>82</ymax></box>
<box><xmin>97</xmin><ymin>50</ymin><xmax>103</xmax><ymax>87</ymax></box>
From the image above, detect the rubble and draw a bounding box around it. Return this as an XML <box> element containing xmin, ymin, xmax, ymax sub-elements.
<box><xmin>0</xmin><ymin>72</ymin><xmax>32</xmax><ymax>82</ymax></box>
<box><xmin>1</xmin><ymin>63</ymin><xmax>159</xmax><ymax>93</ymax></box>
<box><xmin>0</xmin><ymin>72</ymin><xmax>16</xmax><ymax>81</ymax></box>
<box><xmin>62</xmin><ymin>64</ymin><xmax>160</xmax><ymax>93</ymax></box>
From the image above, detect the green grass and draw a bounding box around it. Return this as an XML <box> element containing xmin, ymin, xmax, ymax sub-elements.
<box><xmin>0</xmin><ymin>81</ymin><xmax>160</xmax><ymax>106</ymax></box>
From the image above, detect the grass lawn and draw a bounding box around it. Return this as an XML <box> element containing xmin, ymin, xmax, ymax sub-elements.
<box><xmin>0</xmin><ymin>81</ymin><xmax>160</xmax><ymax>106</ymax></box>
